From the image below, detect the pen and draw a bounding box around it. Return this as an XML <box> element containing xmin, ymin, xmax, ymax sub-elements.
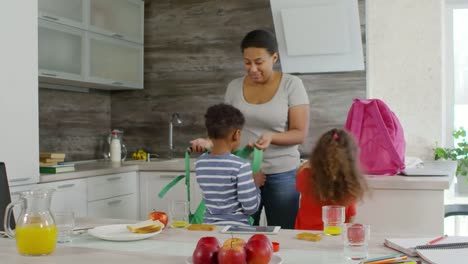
<box><xmin>391</xmin><ymin>261</ymin><xmax>421</xmax><ymax>264</ymax></box>
<box><xmin>361</xmin><ymin>253</ymin><xmax>406</xmax><ymax>263</ymax></box>
<box><xmin>426</xmin><ymin>234</ymin><xmax>448</xmax><ymax>245</ymax></box>
<box><xmin>362</xmin><ymin>256</ymin><xmax>407</xmax><ymax>264</ymax></box>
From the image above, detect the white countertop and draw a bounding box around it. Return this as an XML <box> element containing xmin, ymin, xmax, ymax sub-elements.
<box><xmin>0</xmin><ymin>218</ymin><xmax>425</xmax><ymax>264</ymax></box>
<box><xmin>39</xmin><ymin>159</ymin><xmax>457</xmax><ymax>191</ymax></box>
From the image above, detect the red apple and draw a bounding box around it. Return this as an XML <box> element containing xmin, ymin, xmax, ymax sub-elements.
<box><xmin>347</xmin><ymin>223</ymin><xmax>365</xmax><ymax>243</ymax></box>
<box><xmin>148</xmin><ymin>210</ymin><xmax>168</xmax><ymax>227</ymax></box>
<box><xmin>247</xmin><ymin>234</ymin><xmax>272</xmax><ymax>251</ymax></box>
<box><xmin>218</xmin><ymin>243</ymin><xmax>246</xmax><ymax>264</ymax></box>
<box><xmin>245</xmin><ymin>239</ymin><xmax>272</xmax><ymax>264</ymax></box>
<box><xmin>192</xmin><ymin>237</ymin><xmax>221</xmax><ymax>264</ymax></box>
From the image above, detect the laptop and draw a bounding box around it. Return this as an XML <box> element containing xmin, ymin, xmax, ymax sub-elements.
<box><xmin>0</xmin><ymin>162</ymin><xmax>15</xmax><ymax>231</ymax></box>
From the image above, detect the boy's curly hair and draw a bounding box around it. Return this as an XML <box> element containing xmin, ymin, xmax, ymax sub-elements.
<box><xmin>309</xmin><ymin>128</ymin><xmax>367</xmax><ymax>205</ymax></box>
<box><xmin>205</xmin><ymin>103</ymin><xmax>245</xmax><ymax>139</ymax></box>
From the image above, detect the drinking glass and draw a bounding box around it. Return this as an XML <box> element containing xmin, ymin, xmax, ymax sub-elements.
<box><xmin>322</xmin><ymin>205</ymin><xmax>345</xmax><ymax>235</ymax></box>
<box><xmin>169</xmin><ymin>200</ymin><xmax>189</xmax><ymax>228</ymax></box>
<box><xmin>343</xmin><ymin>223</ymin><xmax>370</xmax><ymax>263</ymax></box>
<box><xmin>54</xmin><ymin>211</ymin><xmax>75</xmax><ymax>243</ymax></box>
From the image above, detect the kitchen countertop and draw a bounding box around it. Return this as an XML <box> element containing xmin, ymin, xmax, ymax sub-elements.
<box><xmin>39</xmin><ymin>158</ymin><xmax>196</xmax><ymax>183</ymax></box>
<box><xmin>40</xmin><ymin>159</ymin><xmax>456</xmax><ymax>191</ymax></box>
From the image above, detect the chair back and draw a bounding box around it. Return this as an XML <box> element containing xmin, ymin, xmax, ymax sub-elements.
<box><xmin>0</xmin><ymin>162</ymin><xmax>15</xmax><ymax>231</ymax></box>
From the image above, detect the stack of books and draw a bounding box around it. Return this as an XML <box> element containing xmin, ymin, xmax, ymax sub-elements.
<box><xmin>39</xmin><ymin>152</ymin><xmax>75</xmax><ymax>174</ymax></box>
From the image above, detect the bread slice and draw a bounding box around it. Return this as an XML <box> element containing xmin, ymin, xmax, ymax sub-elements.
<box><xmin>127</xmin><ymin>219</ymin><xmax>164</xmax><ymax>234</ymax></box>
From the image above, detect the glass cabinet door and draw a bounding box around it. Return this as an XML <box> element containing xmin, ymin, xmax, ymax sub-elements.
<box><xmin>38</xmin><ymin>20</ymin><xmax>85</xmax><ymax>81</ymax></box>
<box><xmin>38</xmin><ymin>0</ymin><xmax>86</xmax><ymax>29</ymax></box>
<box><xmin>89</xmin><ymin>0</ymin><xmax>143</xmax><ymax>44</ymax></box>
<box><xmin>88</xmin><ymin>33</ymin><xmax>143</xmax><ymax>89</ymax></box>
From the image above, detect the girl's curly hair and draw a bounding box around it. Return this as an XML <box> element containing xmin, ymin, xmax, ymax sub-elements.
<box><xmin>309</xmin><ymin>128</ymin><xmax>367</xmax><ymax>205</ymax></box>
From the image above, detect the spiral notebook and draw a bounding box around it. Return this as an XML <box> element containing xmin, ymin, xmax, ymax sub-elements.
<box><xmin>384</xmin><ymin>236</ymin><xmax>468</xmax><ymax>263</ymax></box>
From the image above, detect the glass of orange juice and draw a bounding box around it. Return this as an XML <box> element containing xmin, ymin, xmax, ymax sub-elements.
<box><xmin>169</xmin><ymin>200</ymin><xmax>189</xmax><ymax>228</ymax></box>
<box><xmin>322</xmin><ymin>205</ymin><xmax>345</xmax><ymax>236</ymax></box>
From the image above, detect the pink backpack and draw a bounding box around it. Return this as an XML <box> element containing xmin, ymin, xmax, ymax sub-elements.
<box><xmin>345</xmin><ymin>99</ymin><xmax>406</xmax><ymax>175</ymax></box>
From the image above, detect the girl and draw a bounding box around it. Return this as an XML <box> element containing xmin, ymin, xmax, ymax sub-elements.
<box><xmin>295</xmin><ymin>128</ymin><xmax>368</xmax><ymax>230</ymax></box>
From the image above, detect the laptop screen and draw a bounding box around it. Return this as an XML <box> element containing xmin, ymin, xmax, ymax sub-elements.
<box><xmin>0</xmin><ymin>162</ymin><xmax>15</xmax><ymax>231</ymax></box>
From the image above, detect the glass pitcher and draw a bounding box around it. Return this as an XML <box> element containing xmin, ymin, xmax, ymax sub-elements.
<box><xmin>105</xmin><ymin>129</ymin><xmax>127</xmax><ymax>161</ymax></box>
<box><xmin>4</xmin><ymin>188</ymin><xmax>57</xmax><ymax>256</ymax></box>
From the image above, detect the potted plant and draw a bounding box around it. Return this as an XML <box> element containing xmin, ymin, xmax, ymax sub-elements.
<box><xmin>434</xmin><ymin>127</ymin><xmax>468</xmax><ymax>194</ymax></box>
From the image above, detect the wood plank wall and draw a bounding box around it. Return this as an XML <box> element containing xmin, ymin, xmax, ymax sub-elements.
<box><xmin>39</xmin><ymin>0</ymin><xmax>366</xmax><ymax>161</ymax></box>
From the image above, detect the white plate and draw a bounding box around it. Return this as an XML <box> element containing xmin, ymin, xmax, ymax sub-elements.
<box><xmin>185</xmin><ymin>254</ymin><xmax>282</xmax><ymax>264</ymax></box>
<box><xmin>88</xmin><ymin>224</ymin><xmax>162</xmax><ymax>241</ymax></box>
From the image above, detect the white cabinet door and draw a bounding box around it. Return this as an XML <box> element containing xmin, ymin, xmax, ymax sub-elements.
<box><xmin>89</xmin><ymin>0</ymin><xmax>144</xmax><ymax>44</ymax></box>
<box><xmin>88</xmin><ymin>194</ymin><xmax>139</xmax><ymax>220</ymax></box>
<box><xmin>40</xmin><ymin>179</ymin><xmax>88</xmax><ymax>217</ymax></box>
<box><xmin>9</xmin><ymin>179</ymin><xmax>87</xmax><ymax>218</ymax></box>
<box><xmin>38</xmin><ymin>0</ymin><xmax>87</xmax><ymax>29</ymax></box>
<box><xmin>87</xmin><ymin>172</ymin><xmax>139</xmax><ymax>220</ymax></box>
<box><xmin>38</xmin><ymin>19</ymin><xmax>85</xmax><ymax>81</ymax></box>
<box><xmin>88</xmin><ymin>32</ymin><xmax>143</xmax><ymax>89</ymax></box>
<box><xmin>87</xmin><ymin>172</ymin><xmax>138</xmax><ymax>201</ymax></box>
<box><xmin>139</xmin><ymin>172</ymin><xmax>202</xmax><ymax>221</ymax></box>
<box><xmin>0</xmin><ymin>2</ymin><xmax>39</xmax><ymax>186</ymax></box>
<box><xmin>88</xmin><ymin>33</ymin><xmax>143</xmax><ymax>88</ymax></box>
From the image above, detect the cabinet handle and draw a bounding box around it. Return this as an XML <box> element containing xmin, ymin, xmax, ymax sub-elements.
<box><xmin>159</xmin><ymin>175</ymin><xmax>178</xmax><ymax>179</ymax></box>
<box><xmin>111</xmin><ymin>82</ymin><xmax>123</xmax><ymax>85</ymax></box>
<box><xmin>57</xmin><ymin>183</ymin><xmax>75</xmax><ymax>189</ymax></box>
<box><xmin>41</xmin><ymin>72</ymin><xmax>57</xmax><ymax>77</ymax></box>
<box><xmin>107</xmin><ymin>176</ymin><xmax>122</xmax><ymax>181</ymax></box>
<box><xmin>10</xmin><ymin>177</ymin><xmax>31</xmax><ymax>183</ymax></box>
<box><xmin>42</xmin><ymin>15</ymin><xmax>59</xmax><ymax>21</ymax></box>
<box><xmin>107</xmin><ymin>200</ymin><xmax>122</xmax><ymax>206</ymax></box>
<box><xmin>112</xmin><ymin>34</ymin><xmax>124</xmax><ymax>39</ymax></box>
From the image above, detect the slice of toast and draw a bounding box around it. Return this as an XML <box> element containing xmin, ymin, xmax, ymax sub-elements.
<box><xmin>127</xmin><ymin>219</ymin><xmax>164</xmax><ymax>234</ymax></box>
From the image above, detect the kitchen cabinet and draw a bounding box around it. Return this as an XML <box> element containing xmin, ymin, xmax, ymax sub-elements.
<box><xmin>38</xmin><ymin>0</ymin><xmax>87</xmax><ymax>30</ymax></box>
<box><xmin>0</xmin><ymin>2</ymin><xmax>39</xmax><ymax>186</ymax></box>
<box><xmin>89</xmin><ymin>0</ymin><xmax>144</xmax><ymax>44</ymax></box>
<box><xmin>9</xmin><ymin>178</ymin><xmax>87</xmax><ymax>218</ymax></box>
<box><xmin>38</xmin><ymin>19</ymin><xmax>85</xmax><ymax>82</ymax></box>
<box><xmin>87</xmin><ymin>172</ymin><xmax>139</xmax><ymax>220</ymax></box>
<box><xmin>88</xmin><ymin>32</ymin><xmax>143</xmax><ymax>89</ymax></box>
<box><xmin>139</xmin><ymin>171</ymin><xmax>202</xmax><ymax>220</ymax></box>
<box><xmin>37</xmin><ymin>0</ymin><xmax>144</xmax><ymax>90</ymax></box>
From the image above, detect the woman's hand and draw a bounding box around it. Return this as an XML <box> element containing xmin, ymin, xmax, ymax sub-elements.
<box><xmin>250</xmin><ymin>133</ymin><xmax>273</xmax><ymax>150</ymax></box>
<box><xmin>253</xmin><ymin>170</ymin><xmax>266</xmax><ymax>187</ymax></box>
<box><xmin>189</xmin><ymin>138</ymin><xmax>213</xmax><ymax>152</ymax></box>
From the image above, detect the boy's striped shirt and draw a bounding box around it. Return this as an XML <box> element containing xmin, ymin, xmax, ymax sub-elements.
<box><xmin>195</xmin><ymin>153</ymin><xmax>260</xmax><ymax>226</ymax></box>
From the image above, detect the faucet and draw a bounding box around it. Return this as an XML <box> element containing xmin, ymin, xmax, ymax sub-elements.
<box><xmin>169</xmin><ymin>113</ymin><xmax>182</xmax><ymax>159</ymax></box>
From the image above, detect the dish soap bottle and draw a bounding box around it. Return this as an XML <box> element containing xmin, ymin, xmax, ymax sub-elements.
<box><xmin>110</xmin><ymin>131</ymin><xmax>121</xmax><ymax>162</ymax></box>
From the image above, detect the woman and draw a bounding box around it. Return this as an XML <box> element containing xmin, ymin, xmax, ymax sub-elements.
<box><xmin>191</xmin><ymin>29</ymin><xmax>309</xmax><ymax>229</ymax></box>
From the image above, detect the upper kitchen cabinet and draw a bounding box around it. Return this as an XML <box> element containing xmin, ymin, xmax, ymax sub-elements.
<box><xmin>88</xmin><ymin>33</ymin><xmax>143</xmax><ymax>89</ymax></box>
<box><xmin>89</xmin><ymin>0</ymin><xmax>144</xmax><ymax>44</ymax></box>
<box><xmin>38</xmin><ymin>20</ymin><xmax>85</xmax><ymax>82</ymax></box>
<box><xmin>37</xmin><ymin>0</ymin><xmax>144</xmax><ymax>90</ymax></box>
<box><xmin>38</xmin><ymin>0</ymin><xmax>87</xmax><ymax>30</ymax></box>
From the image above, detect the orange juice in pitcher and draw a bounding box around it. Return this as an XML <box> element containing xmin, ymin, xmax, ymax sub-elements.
<box><xmin>16</xmin><ymin>224</ymin><xmax>57</xmax><ymax>255</ymax></box>
<box><xmin>3</xmin><ymin>188</ymin><xmax>58</xmax><ymax>256</ymax></box>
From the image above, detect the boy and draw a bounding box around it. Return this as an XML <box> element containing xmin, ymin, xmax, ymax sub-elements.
<box><xmin>195</xmin><ymin>103</ymin><xmax>261</xmax><ymax>226</ymax></box>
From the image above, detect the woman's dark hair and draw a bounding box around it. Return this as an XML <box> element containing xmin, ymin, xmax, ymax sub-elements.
<box><xmin>240</xmin><ymin>29</ymin><xmax>278</xmax><ymax>55</ymax></box>
<box><xmin>205</xmin><ymin>103</ymin><xmax>245</xmax><ymax>139</ymax></box>
<box><xmin>308</xmin><ymin>128</ymin><xmax>368</xmax><ymax>205</ymax></box>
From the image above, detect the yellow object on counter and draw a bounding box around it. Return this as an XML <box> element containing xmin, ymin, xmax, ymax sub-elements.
<box><xmin>324</xmin><ymin>226</ymin><xmax>342</xmax><ymax>235</ymax></box>
<box><xmin>296</xmin><ymin>232</ymin><xmax>322</xmax><ymax>242</ymax></box>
